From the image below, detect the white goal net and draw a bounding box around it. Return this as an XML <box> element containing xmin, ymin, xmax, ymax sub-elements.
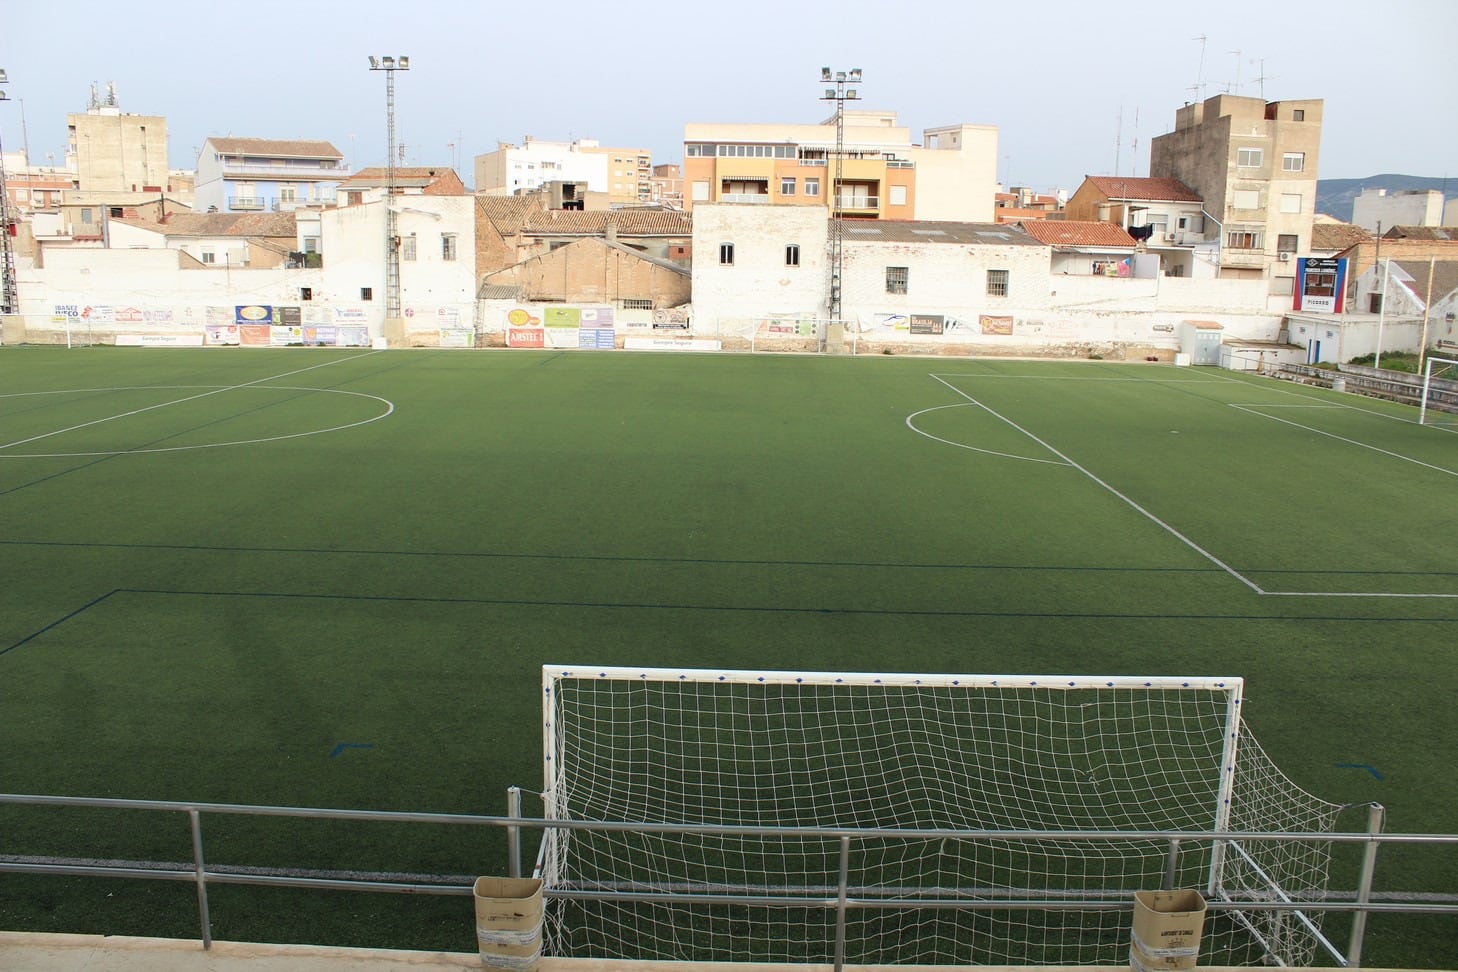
<box><xmin>538</xmin><ymin>667</ymin><xmax>1343</xmax><ymax>966</ymax></box>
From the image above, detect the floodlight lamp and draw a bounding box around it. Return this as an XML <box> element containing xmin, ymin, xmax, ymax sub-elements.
<box><xmin>368</xmin><ymin>56</ymin><xmax>379</xmax><ymax>69</ymax></box>
<box><xmin>846</xmin><ymin>89</ymin><xmax>858</xmax><ymax>100</ymax></box>
<box><xmin>836</xmin><ymin>71</ymin><xmax>845</xmax><ymax>81</ymax></box>
<box><xmin>821</xmin><ymin>67</ymin><xmax>832</xmax><ymax>81</ymax></box>
<box><xmin>849</xmin><ymin>69</ymin><xmax>862</xmax><ymax>82</ymax></box>
<box><xmin>0</xmin><ymin>69</ymin><xmax>8</xmax><ymax>84</ymax></box>
<box><xmin>381</xmin><ymin>56</ymin><xmax>395</xmax><ymax>69</ymax></box>
<box><xmin>824</xmin><ymin>89</ymin><xmax>836</xmax><ymax>100</ymax></box>
<box><xmin>398</xmin><ymin>56</ymin><xmax>410</xmax><ymax>70</ymax></box>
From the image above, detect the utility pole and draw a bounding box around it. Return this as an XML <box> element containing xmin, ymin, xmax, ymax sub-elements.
<box><xmin>368</xmin><ymin>55</ymin><xmax>410</xmax><ymax>324</ymax></box>
<box><xmin>820</xmin><ymin>67</ymin><xmax>861</xmax><ymax>326</ymax></box>
<box><xmin>0</xmin><ymin>69</ymin><xmax>18</xmax><ymax>316</ymax></box>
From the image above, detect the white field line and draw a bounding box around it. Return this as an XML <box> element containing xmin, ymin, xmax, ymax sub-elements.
<box><xmin>904</xmin><ymin>403</ymin><xmax>1071</xmax><ymax>465</ymax></box>
<box><xmin>926</xmin><ymin>373</ymin><xmax>1265</xmax><ymax>595</ymax></box>
<box><xmin>1229</xmin><ymin>404</ymin><xmax>1458</xmax><ymax>478</ymax></box>
<box><xmin>1205</xmin><ymin>367</ymin><xmax>1458</xmax><ymax>435</ymax></box>
<box><xmin>924</xmin><ymin>373</ymin><xmax>1458</xmax><ymax>600</ymax></box>
<box><xmin>0</xmin><ymin>351</ymin><xmax>383</xmax><ymax>453</ymax></box>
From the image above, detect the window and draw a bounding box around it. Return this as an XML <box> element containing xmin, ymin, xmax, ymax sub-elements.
<box><xmin>785</xmin><ymin>244</ymin><xmax>800</xmax><ymax>267</ymax></box>
<box><xmin>986</xmin><ymin>269</ymin><xmax>1009</xmax><ymax>296</ymax></box>
<box><xmin>280</xmin><ymin>185</ymin><xmax>297</xmax><ymax>203</ymax></box>
<box><xmin>1282</xmin><ymin>152</ymin><xmax>1305</xmax><ymax>172</ymax></box>
<box><xmin>1293</xmin><ymin>108</ymin><xmax>1305</xmax><ymax>121</ymax></box>
<box><xmin>1236</xmin><ymin>147</ymin><xmax>1263</xmax><ymax>167</ymax></box>
<box><xmin>201</xmin><ymin>250</ymin><xmax>216</xmax><ymax>264</ymax></box>
<box><xmin>889</xmin><ymin>185</ymin><xmax>908</xmax><ymax>206</ymax></box>
<box><xmin>719</xmin><ymin>243</ymin><xmax>735</xmax><ymax>265</ymax></box>
<box><xmin>303</xmin><ymin>237</ymin><xmax>319</xmax><ymax>254</ymax></box>
<box><xmin>361</xmin><ymin>287</ymin><xmax>373</xmax><ymax>301</ymax></box>
<box><xmin>442</xmin><ymin>233</ymin><xmax>457</xmax><ymax>261</ymax></box>
<box><xmin>886</xmin><ymin>266</ymin><xmax>909</xmax><ymax>294</ymax></box>
<box><xmin>81</xmin><ymin>209</ymin><xmax>93</xmax><ymax>224</ymax></box>
<box><xmin>347</xmin><ymin>191</ymin><xmax>363</xmax><ymax>206</ymax></box>
<box><xmin>780</xmin><ymin>177</ymin><xmax>796</xmax><ymax>195</ymax></box>
<box><xmin>300</xmin><ymin>287</ymin><xmax>313</xmax><ymax>301</ymax></box>
<box><xmin>622</xmin><ymin>298</ymin><xmax>653</xmax><ymax>310</ymax></box>
<box><xmin>1277</xmin><ymin>234</ymin><xmax>1299</xmax><ymax>254</ymax></box>
<box><xmin>805</xmin><ymin>177</ymin><xmax>820</xmax><ymax>197</ymax></box>
<box><xmin>692</xmin><ymin>181</ymin><xmax>710</xmax><ymax>202</ymax></box>
<box><xmin>1369</xmin><ymin>292</ymin><xmax>1383</xmax><ymax>313</ymax></box>
<box><xmin>1227</xmin><ymin>231</ymin><xmax>1262</xmax><ymax>249</ymax></box>
<box><xmin>1233</xmin><ymin>189</ymin><xmax>1260</xmax><ymax>210</ymax></box>
<box><xmin>402</xmin><ymin>234</ymin><xmax>417</xmax><ymax>261</ymax></box>
<box><xmin>1280</xmin><ymin>193</ymin><xmax>1302</xmax><ymax>214</ymax></box>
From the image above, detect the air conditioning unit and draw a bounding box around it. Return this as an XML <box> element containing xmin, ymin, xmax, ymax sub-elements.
<box><xmin>1165</xmin><ymin>234</ymin><xmax>1176</xmax><ymax>242</ymax></box>
<box><xmin>1278</xmin><ymin>251</ymin><xmax>1292</xmax><ymax>262</ymax></box>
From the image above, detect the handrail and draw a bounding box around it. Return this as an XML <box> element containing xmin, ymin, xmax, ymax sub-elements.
<box><xmin>2</xmin><ymin>791</ymin><xmax>1456</xmax><ymax>965</ymax></box>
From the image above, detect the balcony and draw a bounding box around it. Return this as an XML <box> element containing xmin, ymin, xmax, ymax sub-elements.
<box><xmin>720</xmin><ymin>193</ymin><xmax>770</xmax><ymax>204</ymax></box>
<box><xmin>221</xmin><ymin>161</ymin><xmax>349</xmax><ymax>181</ymax></box>
<box><xmin>228</xmin><ymin>196</ymin><xmax>265</xmax><ymax>211</ymax></box>
<box><xmin>832</xmin><ymin>194</ymin><xmax>879</xmax><ymax>213</ymax></box>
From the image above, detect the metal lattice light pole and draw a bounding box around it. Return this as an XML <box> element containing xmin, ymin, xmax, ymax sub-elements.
<box><xmin>368</xmin><ymin>55</ymin><xmax>409</xmax><ymax>322</ymax></box>
<box><xmin>820</xmin><ymin>67</ymin><xmax>861</xmax><ymax>324</ymax></box>
<box><xmin>0</xmin><ymin>68</ymin><xmax>18</xmax><ymax>316</ymax></box>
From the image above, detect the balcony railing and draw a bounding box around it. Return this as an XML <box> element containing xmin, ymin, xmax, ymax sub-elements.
<box><xmin>833</xmin><ymin>195</ymin><xmax>879</xmax><ymax>211</ymax></box>
<box><xmin>221</xmin><ymin>162</ymin><xmax>349</xmax><ymax>180</ymax></box>
<box><xmin>720</xmin><ymin>193</ymin><xmax>770</xmax><ymax>204</ymax></box>
<box><xmin>229</xmin><ymin>196</ymin><xmax>265</xmax><ymax>211</ymax></box>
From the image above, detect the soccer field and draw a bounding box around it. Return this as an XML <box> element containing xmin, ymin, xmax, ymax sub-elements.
<box><xmin>1</xmin><ymin>347</ymin><xmax>1455</xmax><ymax>964</ymax></box>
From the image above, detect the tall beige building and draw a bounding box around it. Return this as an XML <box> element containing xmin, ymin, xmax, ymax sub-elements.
<box><xmin>1150</xmin><ymin>94</ymin><xmax>1321</xmax><ymax>288</ymax></box>
<box><xmin>66</xmin><ymin>83</ymin><xmax>171</xmax><ymax>193</ymax></box>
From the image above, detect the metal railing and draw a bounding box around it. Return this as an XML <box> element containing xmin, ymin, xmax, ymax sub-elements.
<box><xmin>1</xmin><ymin>791</ymin><xmax>1455</xmax><ymax>968</ymax></box>
<box><xmin>228</xmin><ymin>196</ymin><xmax>265</xmax><ymax>210</ymax></box>
<box><xmin>719</xmin><ymin>193</ymin><xmax>770</xmax><ymax>204</ymax></box>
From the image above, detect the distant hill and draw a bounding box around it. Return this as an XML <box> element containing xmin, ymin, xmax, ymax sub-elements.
<box><xmin>1316</xmin><ymin>174</ymin><xmax>1452</xmax><ymax>222</ymax></box>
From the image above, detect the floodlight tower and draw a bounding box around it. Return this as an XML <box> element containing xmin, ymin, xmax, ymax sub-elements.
<box><xmin>0</xmin><ymin>69</ymin><xmax>18</xmax><ymax>316</ymax></box>
<box><xmin>368</xmin><ymin>55</ymin><xmax>410</xmax><ymax>322</ymax></box>
<box><xmin>820</xmin><ymin>67</ymin><xmax>861</xmax><ymax>324</ymax></box>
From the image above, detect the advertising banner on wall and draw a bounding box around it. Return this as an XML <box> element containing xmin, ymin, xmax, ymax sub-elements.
<box><xmin>979</xmin><ymin>315</ymin><xmax>1014</xmax><ymax>335</ymax></box>
<box><xmin>909</xmin><ymin>314</ymin><xmax>946</xmax><ymax>335</ymax></box>
<box><xmin>205</xmin><ymin>324</ymin><xmax>242</xmax><ymax>346</ymax></box>
<box><xmin>236</xmin><ymin>304</ymin><xmax>272</xmax><ymax>325</ymax></box>
<box><xmin>440</xmin><ymin>328</ymin><xmax>474</xmax><ymax>348</ymax></box>
<box><xmin>1293</xmin><ymin>258</ymin><xmax>1347</xmax><ymax>313</ymax></box>
<box><xmin>240</xmin><ymin>324</ymin><xmax>272</xmax><ymax>346</ymax></box>
<box><xmin>508</xmin><ymin>328</ymin><xmax>546</xmax><ymax>348</ymax></box>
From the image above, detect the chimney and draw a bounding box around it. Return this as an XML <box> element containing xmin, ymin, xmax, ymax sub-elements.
<box><xmin>606</xmin><ymin>215</ymin><xmax>617</xmax><ymax>244</ymax></box>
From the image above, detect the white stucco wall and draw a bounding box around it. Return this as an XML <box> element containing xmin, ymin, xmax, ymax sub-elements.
<box><xmin>690</xmin><ymin>204</ymin><xmax>828</xmax><ymax>325</ymax></box>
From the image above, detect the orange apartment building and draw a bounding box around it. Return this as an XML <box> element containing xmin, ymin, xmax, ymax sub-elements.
<box><xmin>681</xmin><ymin>109</ymin><xmax>996</xmax><ymax>223</ymax></box>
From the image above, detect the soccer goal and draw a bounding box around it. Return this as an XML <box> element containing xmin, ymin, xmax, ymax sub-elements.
<box><xmin>1418</xmin><ymin>355</ymin><xmax>1458</xmax><ymax>427</ymax></box>
<box><xmin>64</xmin><ymin>315</ymin><xmax>96</xmax><ymax>349</ymax></box>
<box><xmin>538</xmin><ymin>667</ymin><xmax>1344</xmax><ymax>967</ymax></box>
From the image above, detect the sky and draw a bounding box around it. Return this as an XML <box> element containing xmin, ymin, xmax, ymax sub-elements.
<box><xmin>2</xmin><ymin>0</ymin><xmax>1456</xmax><ymax>194</ymax></box>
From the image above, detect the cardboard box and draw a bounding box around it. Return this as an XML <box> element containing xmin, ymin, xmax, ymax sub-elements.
<box><xmin>474</xmin><ymin>877</ymin><xmax>543</xmax><ymax>971</ymax></box>
<box><xmin>1130</xmin><ymin>889</ymin><xmax>1206</xmax><ymax>970</ymax></box>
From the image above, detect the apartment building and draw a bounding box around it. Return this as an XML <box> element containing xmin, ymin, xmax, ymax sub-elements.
<box><xmin>475</xmin><ymin>138</ymin><xmax>650</xmax><ymax>206</ymax></box>
<box><xmin>1351</xmin><ymin>188</ymin><xmax>1447</xmax><ymax>233</ymax></box>
<box><xmin>193</xmin><ymin>137</ymin><xmax>348</xmax><ymax>214</ymax></box>
<box><xmin>682</xmin><ymin>109</ymin><xmax>997</xmax><ymax>222</ymax></box>
<box><xmin>67</xmin><ymin>84</ymin><xmax>171</xmax><ymax>194</ymax></box>
<box><xmin>577</xmin><ymin>144</ymin><xmax>652</xmax><ymax>205</ymax></box>
<box><xmin>1150</xmin><ymin>94</ymin><xmax>1322</xmax><ymax>292</ymax></box>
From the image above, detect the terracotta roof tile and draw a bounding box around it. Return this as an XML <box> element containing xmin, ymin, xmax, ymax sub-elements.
<box><xmin>1016</xmin><ymin>220</ymin><xmax>1137</xmax><ymax>248</ymax></box>
<box><xmin>1086</xmin><ymin>176</ymin><xmax>1202</xmax><ymax>203</ymax></box>
<box><xmin>1383</xmin><ymin>225</ymin><xmax>1458</xmax><ymax>241</ymax></box>
<box><xmin>520</xmin><ymin>210</ymin><xmax>693</xmax><ymax>237</ymax></box>
<box><xmin>114</xmin><ymin>212</ymin><xmax>298</xmax><ymax>237</ymax></box>
<box><xmin>1311</xmin><ymin>221</ymin><xmax>1371</xmax><ymax>251</ymax></box>
<box><xmin>204</xmin><ymin>137</ymin><xmax>343</xmax><ymax>159</ymax></box>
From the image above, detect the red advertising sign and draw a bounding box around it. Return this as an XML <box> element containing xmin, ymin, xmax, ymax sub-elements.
<box><xmin>239</xmin><ymin>324</ymin><xmax>272</xmax><ymax>346</ymax></box>
<box><xmin>508</xmin><ymin>328</ymin><xmax>545</xmax><ymax>348</ymax></box>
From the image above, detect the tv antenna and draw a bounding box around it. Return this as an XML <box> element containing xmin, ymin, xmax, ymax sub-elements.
<box><xmin>1190</xmin><ymin>34</ymin><xmax>1208</xmax><ymax>101</ymax></box>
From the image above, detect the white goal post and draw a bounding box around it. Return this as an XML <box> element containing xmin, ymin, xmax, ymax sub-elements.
<box><xmin>1418</xmin><ymin>355</ymin><xmax>1458</xmax><ymax>426</ymax></box>
<box><xmin>538</xmin><ymin>666</ymin><xmax>1343</xmax><ymax>967</ymax></box>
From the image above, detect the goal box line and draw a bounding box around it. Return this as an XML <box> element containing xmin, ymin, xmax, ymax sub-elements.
<box><xmin>544</xmin><ymin>666</ymin><xmax>1243</xmax><ymax>692</ymax></box>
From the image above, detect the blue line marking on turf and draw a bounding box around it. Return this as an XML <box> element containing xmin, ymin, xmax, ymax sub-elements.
<box><xmin>330</xmin><ymin>742</ymin><xmax>374</xmax><ymax>759</ymax></box>
<box><xmin>1336</xmin><ymin>763</ymin><xmax>1384</xmax><ymax>780</ymax></box>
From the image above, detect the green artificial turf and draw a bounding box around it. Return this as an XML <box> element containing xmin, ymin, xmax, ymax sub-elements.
<box><xmin>1</xmin><ymin>347</ymin><xmax>1454</xmax><ymax>965</ymax></box>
